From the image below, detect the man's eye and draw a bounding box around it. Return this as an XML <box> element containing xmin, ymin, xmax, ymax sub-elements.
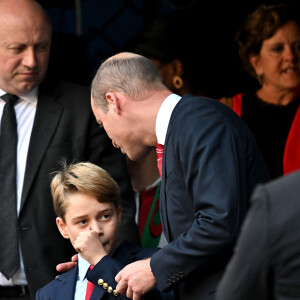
<box><xmin>79</xmin><ymin>220</ymin><xmax>87</xmax><ymax>225</ymax></box>
<box><xmin>10</xmin><ymin>47</ymin><xmax>25</xmax><ymax>53</ymax></box>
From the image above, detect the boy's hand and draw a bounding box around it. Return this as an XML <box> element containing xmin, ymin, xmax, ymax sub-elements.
<box><xmin>56</xmin><ymin>254</ymin><xmax>78</xmax><ymax>273</ymax></box>
<box><xmin>74</xmin><ymin>230</ymin><xmax>107</xmax><ymax>265</ymax></box>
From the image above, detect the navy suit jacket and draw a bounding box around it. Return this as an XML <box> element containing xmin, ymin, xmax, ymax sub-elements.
<box><xmin>216</xmin><ymin>170</ymin><xmax>300</xmax><ymax>300</ymax></box>
<box><xmin>17</xmin><ymin>78</ymin><xmax>138</xmax><ymax>299</ymax></box>
<box><xmin>150</xmin><ymin>95</ymin><xmax>270</xmax><ymax>299</ymax></box>
<box><xmin>36</xmin><ymin>241</ymin><xmax>173</xmax><ymax>300</ymax></box>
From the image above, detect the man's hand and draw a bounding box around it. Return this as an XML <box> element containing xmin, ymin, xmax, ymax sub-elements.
<box><xmin>115</xmin><ymin>258</ymin><xmax>156</xmax><ymax>300</ymax></box>
<box><xmin>56</xmin><ymin>254</ymin><xmax>78</xmax><ymax>273</ymax></box>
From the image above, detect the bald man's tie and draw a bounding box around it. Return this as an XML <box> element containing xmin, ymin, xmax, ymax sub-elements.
<box><xmin>0</xmin><ymin>94</ymin><xmax>20</xmax><ymax>279</ymax></box>
<box><xmin>156</xmin><ymin>143</ymin><xmax>164</xmax><ymax>176</ymax></box>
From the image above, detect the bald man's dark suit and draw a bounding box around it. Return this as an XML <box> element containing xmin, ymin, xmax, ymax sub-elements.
<box><xmin>16</xmin><ymin>78</ymin><xmax>138</xmax><ymax>299</ymax></box>
<box><xmin>150</xmin><ymin>95</ymin><xmax>270</xmax><ymax>300</ymax></box>
<box><xmin>216</xmin><ymin>170</ymin><xmax>300</xmax><ymax>300</ymax></box>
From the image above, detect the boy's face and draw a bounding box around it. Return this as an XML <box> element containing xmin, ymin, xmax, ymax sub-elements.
<box><xmin>56</xmin><ymin>193</ymin><xmax>122</xmax><ymax>255</ymax></box>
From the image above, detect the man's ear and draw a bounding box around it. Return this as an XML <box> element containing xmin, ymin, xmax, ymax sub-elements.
<box><xmin>56</xmin><ymin>217</ymin><xmax>70</xmax><ymax>239</ymax></box>
<box><xmin>105</xmin><ymin>92</ymin><xmax>121</xmax><ymax>114</ymax></box>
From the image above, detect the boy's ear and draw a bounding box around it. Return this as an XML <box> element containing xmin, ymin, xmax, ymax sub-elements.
<box><xmin>117</xmin><ymin>205</ymin><xmax>122</xmax><ymax>225</ymax></box>
<box><xmin>56</xmin><ymin>217</ymin><xmax>70</xmax><ymax>239</ymax></box>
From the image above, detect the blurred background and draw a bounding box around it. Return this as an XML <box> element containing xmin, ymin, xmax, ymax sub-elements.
<box><xmin>37</xmin><ymin>0</ymin><xmax>299</xmax><ymax>98</ymax></box>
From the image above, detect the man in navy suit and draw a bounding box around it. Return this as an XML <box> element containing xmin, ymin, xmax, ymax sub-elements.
<box><xmin>216</xmin><ymin>170</ymin><xmax>300</xmax><ymax>300</ymax></box>
<box><xmin>89</xmin><ymin>52</ymin><xmax>270</xmax><ymax>300</ymax></box>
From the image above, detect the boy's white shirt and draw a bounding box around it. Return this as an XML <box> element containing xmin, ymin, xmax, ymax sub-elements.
<box><xmin>74</xmin><ymin>254</ymin><xmax>91</xmax><ymax>300</ymax></box>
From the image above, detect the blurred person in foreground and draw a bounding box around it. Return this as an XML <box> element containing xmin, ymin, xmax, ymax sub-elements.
<box><xmin>216</xmin><ymin>169</ymin><xmax>300</xmax><ymax>300</ymax></box>
<box><xmin>0</xmin><ymin>0</ymin><xmax>137</xmax><ymax>299</ymax></box>
<box><xmin>220</xmin><ymin>2</ymin><xmax>300</xmax><ymax>179</ymax></box>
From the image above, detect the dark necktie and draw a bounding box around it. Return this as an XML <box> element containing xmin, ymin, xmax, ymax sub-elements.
<box><xmin>85</xmin><ymin>265</ymin><xmax>95</xmax><ymax>300</ymax></box>
<box><xmin>156</xmin><ymin>143</ymin><xmax>164</xmax><ymax>176</ymax></box>
<box><xmin>0</xmin><ymin>94</ymin><xmax>20</xmax><ymax>279</ymax></box>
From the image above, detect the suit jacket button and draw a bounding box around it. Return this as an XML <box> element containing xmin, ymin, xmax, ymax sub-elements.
<box><xmin>103</xmin><ymin>283</ymin><xmax>108</xmax><ymax>289</ymax></box>
<box><xmin>108</xmin><ymin>286</ymin><xmax>113</xmax><ymax>293</ymax></box>
<box><xmin>98</xmin><ymin>279</ymin><xmax>104</xmax><ymax>285</ymax></box>
<box><xmin>113</xmin><ymin>290</ymin><xmax>119</xmax><ymax>296</ymax></box>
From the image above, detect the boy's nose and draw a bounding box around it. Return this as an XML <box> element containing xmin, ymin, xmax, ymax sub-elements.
<box><xmin>89</xmin><ymin>223</ymin><xmax>103</xmax><ymax>235</ymax></box>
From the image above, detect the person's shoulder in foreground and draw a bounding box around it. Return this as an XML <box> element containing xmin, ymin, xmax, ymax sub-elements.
<box><xmin>216</xmin><ymin>170</ymin><xmax>300</xmax><ymax>300</ymax></box>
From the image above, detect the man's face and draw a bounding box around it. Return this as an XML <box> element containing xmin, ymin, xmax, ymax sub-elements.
<box><xmin>57</xmin><ymin>193</ymin><xmax>122</xmax><ymax>256</ymax></box>
<box><xmin>91</xmin><ymin>96</ymin><xmax>153</xmax><ymax>161</ymax></box>
<box><xmin>0</xmin><ymin>15</ymin><xmax>51</xmax><ymax>95</ymax></box>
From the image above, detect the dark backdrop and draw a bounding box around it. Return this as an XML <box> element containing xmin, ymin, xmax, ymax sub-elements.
<box><xmin>37</xmin><ymin>0</ymin><xmax>300</xmax><ymax>97</ymax></box>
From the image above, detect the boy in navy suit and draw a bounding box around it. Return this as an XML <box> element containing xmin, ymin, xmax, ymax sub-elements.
<box><xmin>36</xmin><ymin>162</ymin><xmax>172</xmax><ymax>300</ymax></box>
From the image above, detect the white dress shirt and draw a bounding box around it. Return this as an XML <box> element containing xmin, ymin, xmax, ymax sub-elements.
<box><xmin>0</xmin><ymin>88</ymin><xmax>38</xmax><ymax>285</ymax></box>
<box><xmin>155</xmin><ymin>94</ymin><xmax>181</xmax><ymax>145</ymax></box>
<box><xmin>74</xmin><ymin>255</ymin><xmax>92</xmax><ymax>300</ymax></box>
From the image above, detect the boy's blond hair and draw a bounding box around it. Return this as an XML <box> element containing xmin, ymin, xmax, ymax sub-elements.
<box><xmin>51</xmin><ymin>162</ymin><xmax>120</xmax><ymax>221</ymax></box>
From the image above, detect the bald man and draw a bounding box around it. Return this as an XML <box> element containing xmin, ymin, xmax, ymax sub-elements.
<box><xmin>87</xmin><ymin>52</ymin><xmax>270</xmax><ymax>300</ymax></box>
<box><xmin>0</xmin><ymin>1</ymin><xmax>138</xmax><ymax>299</ymax></box>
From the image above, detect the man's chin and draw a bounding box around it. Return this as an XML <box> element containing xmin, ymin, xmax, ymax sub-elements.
<box><xmin>15</xmin><ymin>84</ymin><xmax>37</xmax><ymax>95</ymax></box>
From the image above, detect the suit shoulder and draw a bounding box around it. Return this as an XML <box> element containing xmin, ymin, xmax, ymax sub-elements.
<box><xmin>37</xmin><ymin>269</ymin><xmax>77</xmax><ymax>298</ymax></box>
<box><xmin>261</xmin><ymin>170</ymin><xmax>300</xmax><ymax>202</ymax></box>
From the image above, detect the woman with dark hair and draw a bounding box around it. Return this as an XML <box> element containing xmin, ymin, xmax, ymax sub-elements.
<box><xmin>220</xmin><ymin>2</ymin><xmax>300</xmax><ymax>179</ymax></box>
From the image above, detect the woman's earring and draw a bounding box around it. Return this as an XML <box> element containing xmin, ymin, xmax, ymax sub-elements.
<box><xmin>173</xmin><ymin>76</ymin><xmax>183</xmax><ymax>89</ymax></box>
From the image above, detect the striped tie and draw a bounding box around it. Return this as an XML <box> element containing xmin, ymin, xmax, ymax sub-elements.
<box><xmin>156</xmin><ymin>143</ymin><xmax>164</xmax><ymax>176</ymax></box>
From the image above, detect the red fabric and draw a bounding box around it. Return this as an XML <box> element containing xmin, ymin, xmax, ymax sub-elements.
<box><xmin>85</xmin><ymin>265</ymin><xmax>95</xmax><ymax>300</ymax></box>
<box><xmin>156</xmin><ymin>143</ymin><xmax>164</xmax><ymax>176</ymax></box>
<box><xmin>231</xmin><ymin>93</ymin><xmax>300</xmax><ymax>175</ymax></box>
<box><xmin>138</xmin><ymin>185</ymin><xmax>160</xmax><ymax>238</ymax></box>
<box><xmin>283</xmin><ymin>105</ymin><xmax>300</xmax><ymax>175</ymax></box>
<box><xmin>232</xmin><ymin>93</ymin><xmax>243</xmax><ymax>117</ymax></box>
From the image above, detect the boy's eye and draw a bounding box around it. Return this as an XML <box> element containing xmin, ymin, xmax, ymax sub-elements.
<box><xmin>101</xmin><ymin>214</ymin><xmax>110</xmax><ymax>220</ymax></box>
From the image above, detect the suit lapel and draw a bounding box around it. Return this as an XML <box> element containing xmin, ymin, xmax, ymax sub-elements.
<box><xmin>21</xmin><ymin>84</ymin><xmax>63</xmax><ymax>210</ymax></box>
<box><xmin>53</xmin><ymin>267</ymin><xmax>78</xmax><ymax>300</ymax></box>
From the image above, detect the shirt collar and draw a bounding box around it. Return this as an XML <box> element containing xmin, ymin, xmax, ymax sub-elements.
<box><xmin>156</xmin><ymin>93</ymin><xmax>181</xmax><ymax>145</ymax></box>
<box><xmin>78</xmin><ymin>254</ymin><xmax>92</xmax><ymax>282</ymax></box>
<box><xmin>0</xmin><ymin>87</ymin><xmax>38</xmax><ymax>105</ymax></box>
